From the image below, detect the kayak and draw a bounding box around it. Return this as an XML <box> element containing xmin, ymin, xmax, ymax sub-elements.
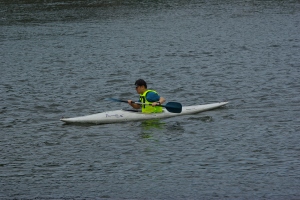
<box><xmin>60</xmin><ymin>102</ymin><xmax>228</xmax><ymax>124</ymax></box>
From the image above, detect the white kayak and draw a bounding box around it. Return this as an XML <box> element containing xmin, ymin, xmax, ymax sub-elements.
<box><xmin>60</xmin><ymin>102</ymin><xmax>228</xmax><ymax>124</ymax></box>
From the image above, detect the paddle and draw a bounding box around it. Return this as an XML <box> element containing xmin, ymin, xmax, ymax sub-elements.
<box><xmin>108</xmin><ymin>98</ymin><xmax>182</xmax><ymax>113</ymax></box>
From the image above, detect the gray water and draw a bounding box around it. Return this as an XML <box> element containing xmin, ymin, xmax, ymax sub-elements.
<box><xmin>1</xmin><ymin>1</ymin><xmax>300</xmax><ymax>199</ymax></box>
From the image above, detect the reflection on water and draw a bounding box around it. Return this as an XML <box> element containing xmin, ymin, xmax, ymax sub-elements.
<box><xmin>188</xmin><ymin>115</ymin><xmax>213</xmax><ymax>123</ymax></box>
<box><xmin>139</xmin><ymin>119</ymin><xmax>165</xmax><ymax>139</ymax></box>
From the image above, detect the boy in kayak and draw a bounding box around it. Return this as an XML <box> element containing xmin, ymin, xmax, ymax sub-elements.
<box><xmin>128</xmin><ymin>79</ymin><xmax>166</xmax><ymax>113</ymax></box>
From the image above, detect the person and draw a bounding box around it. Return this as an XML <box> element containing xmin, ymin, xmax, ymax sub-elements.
<box><xmin>128</xmin><ymin>79</ymin><xmax>166</xmax><ymax>113</ymax></box>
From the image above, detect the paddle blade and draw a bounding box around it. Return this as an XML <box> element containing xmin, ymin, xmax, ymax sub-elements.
<box><xmin>164</xmin><ymin>102</ymin><xmax>182</xmax><ymax>113</ymax></box>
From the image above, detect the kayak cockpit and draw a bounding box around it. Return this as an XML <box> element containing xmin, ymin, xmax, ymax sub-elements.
<box><xmin>122</xmin><ymin>109</ymin><xmax>168</xmax><ymax>114</ymax></box>
<box><xmin>122</xmin><ymin>109</ymin><xmax>141</xmax><ymax>113</ymax></box>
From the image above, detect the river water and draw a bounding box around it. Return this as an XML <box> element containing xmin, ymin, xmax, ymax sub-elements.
<box><xmin>1</xmin><ymin>0</ymin><xmax>300</xmax><ymax>199</ymax></box>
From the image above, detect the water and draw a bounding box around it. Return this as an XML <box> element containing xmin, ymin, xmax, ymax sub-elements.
<box><xmin>1</xmin><ymin>1</ymin><xmax>300</xmax><ymax>199</ymax></box>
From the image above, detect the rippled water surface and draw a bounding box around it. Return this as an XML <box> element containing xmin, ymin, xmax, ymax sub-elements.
<box><xmin>1</xmin><ymin>0</ymin><xmax>300</xmax><ymax>199</ymax></box>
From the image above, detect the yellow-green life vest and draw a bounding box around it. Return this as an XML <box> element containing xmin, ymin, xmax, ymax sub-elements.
<box><xmin>139</xmin><ymin>90</ymin><xmax>163</xmax><ymax>113</ymax></box>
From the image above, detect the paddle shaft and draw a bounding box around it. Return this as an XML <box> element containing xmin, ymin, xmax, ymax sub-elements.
<box><xmin>131</xmin><ymin>101</ymin><xmax>162</xmax><ymax>106</ymax></box>
<box><xmin>111</xmin><ymin>99</ymin><xmax>163</xmax><ymax>107</ymax></box>
<box><xmin>108</xmin><ymin>98</ymin><xmax>182</xmax><ymax>113</ymax></box>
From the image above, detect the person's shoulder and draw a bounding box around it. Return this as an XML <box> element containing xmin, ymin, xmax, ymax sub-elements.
<box><xmin>146</xmin><ymin>90</ymin><xmax>158</xmax><ymax>96</ymax></box>
<box><xmin>147</xmin><ymin>90</ymin><xmax>156</xmax><ymax>93</ymax></box>
<box><xmin>146</xmin><ymin>90</ymin><xmax>160</xmax><ymax>101</ymax></box>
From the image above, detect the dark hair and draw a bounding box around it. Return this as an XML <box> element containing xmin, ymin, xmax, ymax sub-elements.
<box><xmin>135</xmin><ymin>79</ymin><xmax>147</xmax><ymax>88</ymax></box>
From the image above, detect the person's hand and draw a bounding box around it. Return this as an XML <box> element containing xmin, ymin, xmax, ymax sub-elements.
<box><xmin>128</xmin><ymin>100</ymin><xmax>133</xmax><ymax>105</ymax></box>
<box><xmin>152</xmin><ymin>102</ymin><xmax>161</xmax><ymax>107</ymax></box>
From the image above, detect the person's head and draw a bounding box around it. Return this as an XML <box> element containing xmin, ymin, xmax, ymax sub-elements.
<box><xmin>135</xmin><ymin>79</ymin><xmax>147</xmax><ymax>94</ymax></box>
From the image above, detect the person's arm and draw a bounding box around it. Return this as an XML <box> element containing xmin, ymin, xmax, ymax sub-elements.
<box><xmin>152</xmin><ymin>97</ymin><xmax>165</xmax><ymax>106</ymax></box>
<box><xmin>158</xmin><ymin>97</ymin><xmax>166</xmax><ymax>104</ymax></box>
<box><xmin>127</xmin><ymin>100</ymin><xmax>141</xmax><ymax>109</ymax></box>
<box><xmin>147</xmin><ymin>92</ymin><xmax>166</xmax><ymax>106</ymax></box>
